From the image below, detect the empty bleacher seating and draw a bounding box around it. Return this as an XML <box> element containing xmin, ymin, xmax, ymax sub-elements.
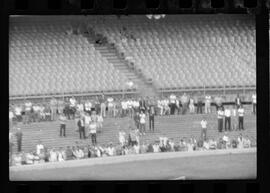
<box><xmin>9</xmin><ymin>18</ymin><xmax>131</xmax><ymax>97</ymax></box>
<box><xmin>90</xmin><ymin>15</ymin><xmax>256</xmax><ymax>90</ymax></box>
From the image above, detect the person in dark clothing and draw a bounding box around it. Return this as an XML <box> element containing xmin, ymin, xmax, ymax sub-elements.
<box><xmin>235</xmin><ymin>94</ymin><xmax>242</xmax><ymax>110</ymax></box>
<box><xmin>197</xmin><ymin>94</ymin><xmax>203</xmax><ymax>114</ymax></box>
<box><xmin>15</xmin><ymin>128</ymin><xmax>23</xmax><ymax>152</ymax></box>
<box><xmin>139</xmin><ymin>98</ymin><xmax>147</xmax><ymax>113</ymax></box>
<box><xmin>77</xmin><ymin>116</ymin><xmax>86</xmax><ymax>139</ymax></box>
<box><xmin>133</xmin><ymin>111</ymin><xmax>140</xmax><ymax>129</ymax></box>
<box><xmin>217</xmin><ymin>108</ymin><xmax>224</xmax><ymax>132</ymax></box>
<box><xmin>149</xmin><ymin>105</ymin><xmax>155</xmax><ymax>132</ymax></box>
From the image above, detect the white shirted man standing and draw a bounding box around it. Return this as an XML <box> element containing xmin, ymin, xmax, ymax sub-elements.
<box><xmin>224</xmin><ymin>107</ymin><xmax>231</xmax><ymax>131</ymax></box>
<box><xmin>139</xmin><ymin>111</ymin><xmax>146</xmax><ymax>135</ymax></box>
<box><xmin>107</xmin><ymin>97</ymin><xmax>114</xmax><ymax>117</ymax></box>
<box><xmin>200</xmin><ymin>118</ymin><xmax>207</xmax><ymax>141</ymax></box>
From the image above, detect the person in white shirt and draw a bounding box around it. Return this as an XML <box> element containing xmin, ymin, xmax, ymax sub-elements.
<box><xmin>14</xmin><ymin>105</ymin><xmax>22</xmax><ymax>122</ymax></box>
<box><xmin>237</xmin><ymin>133</ymin><xmax>244</xmax><ymax>149</ymax></box>
<box><xmin>9</xmin><ymin>110</ymin><xmax>14</xmax><ymax>129</ymax></box>
<box><xmin>243</xmin><ymin>136</ymin><xmax>251</xmax><ymax>148</ymax></box>
<box><xmin>107</xmin><ymin>144</ymin><xmax>115</xmax><ymax>156</ymax></box>
<box><xmin>153</xmin><ymin>143</ymin><xmax>160</xmax><ymax>153</ymax></box>
<box><xmin>107</xmin><ymin>97</ymin><xmax>114</xmax><ymax>117</ymax></box>
<box><xmin>238</xmin><ymin>106</ymin><xmax>245</xmax><ymax>130</ymax></box>
<box><xmin>139</xmin><ymin>111</ymin><xmax>146</xmax><ymax>135</ymax></box>
<box><xmin>200</xmin><ymin>118</ymin><xmax>207</xmax><ymax>141</ymax></box>
<box><xmin>204</xmin><ymin>95</ymin><xmax>211</xmax><ymax>114</ymax></box>
<box><xmin>217</xmin><ymin>108</ymin><xmax>224</xmax><ymax>132</ymax></box>
<box><xmin>84</xmin><ymin>100</ymin><xmax>92</xmax><ymax>114</ymax></box>
<box><xmin>36</xmin><ymin>140</ymin><xmax>44</xmax><ymax>156</ymax></box>
<box><xmin>118</xmin><ymin>129</ymin><xmax>126</xmax><ymax>147</ymax></box>
<box><xmin>133</xmin><ymin>143</ymin><xmax>140</xmax><ymax>154</ymax></box>
<box><xmin>203</xmin><ymin>140</ymin><xmax>210</xmax><ymax>150</ymax></box>
<box><xmin>97</xmin><ymin>114</ymin><xmax>103</xmax><ymax>133</ymax></box>
<box><xmin>252</xmin><ymin>93</ymin><xmax>256</xmax><ymax>115</ymax></box>
<box><xmin>89</xmin><ymin>119</ymin><xmax>97</xmax><ymax>145</ymax></box>
<box><xmin>231</xmin><ymin>108</ymin><xmax>237</xmax><ymax>130</ymax></box>
<box><xmin>50</xmin><ymin>97</ymin><xmax>58</xmax><ymax>121</ymax></box>
<box><xmin>57</xmin><ymin>149</ymin><xmax>65</xmax><ymax>162</ymax></box>
<box><xmin>189</xmin><ymin>96</ymin><xmax>195</xmax><ymax>114</ymax></box>
<box><xmin>69</xmin><ymin>97</ymin><xmax>77</xmax><ymax>108</ymax></box>
<box><xmin>222</xmin><ymin>133</ymin><xmax>230</xmax><ymax>149</ymax></box>
<box><xmin>49</xmin><ymin>148</ymin><xmax>58</xmax><ymax>162</ymax></box>
<box><xmin>224</xmin><ymin>107</ymin><xmax>231</xmax><ymax>131</ymax></box>
<box><xmin>121</xmin><ymin>100</ymin><xmax>127</xmax><ymax>117</ymax></box>
<box><xmin>164</xmin><ymin>99</ymin><xmax>170</xmax><ymax>115</ymax></box>
<box><xmin>24</xmin><ymin>100</ymin><xmax>32</xmax><ymax>124</ymax></box>
<box><xmin>157</xmin><ymin>99</ymin><xmax>163</xmax><ymax>116</ymax></box>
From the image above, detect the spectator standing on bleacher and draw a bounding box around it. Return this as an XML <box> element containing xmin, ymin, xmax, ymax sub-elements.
<box><xmin>69</xmin><ymin>96</ymin><xmax>77</xmax><ymax>120</ymax></box>
<box><xmin>139</xmin><ymin>111</ymin><xmax>146</xmax><ymax>135</ymax></box>
<box><xmin>24</xmin><ymin>100</ymin><xmax>32</xmax><ymax>124</ymax></box>
<box><xmin>77</xmin><ymin>115</ymin><xmax>86</xmax><ymax>139</ymax></box>
<box><xmin>36</xmin><ymin>140</ymin><xmax>44</xmax><ymax>156</ymax></box>
<box><xmin>224</xmin><ymin>107</ymin><xmax>231</xmax><ymax>131</ymax></box>
<box><xmin>231</xmin><ymin>108</ymin><xmax>237</xmax><ymax>130</ymax></box>
<box><xmin>149</xmin><ymin>105</ymin><xmax>155</xmax><ymax>132</ymax></box>
<box><xmin>139</xmin><ymin>97</ymin><xmax>147</xmax><ymax>113</ymax></box>
<box><xmin>214</xmin><ymin>95</ymin><xmax>223</xmax><ymax>112</ymax></box>
<box><xmin>15</xmin><ymin>127</ymin><xmax>23</xmax><ymax>152</ymax></box>
<box><xmin>252</xmin><ymin>93</ymin><xmax>256</xmax><ymax>115</ymax></box>
<box><xmin>100</xmin><ymin>96</ymin><xmax>107</xmax><ymax>118</ymax></box>
<box><xmin>217</xmin><ymin>107</ymin><xmax>224</xmax><ymax>132</ymax></box>
<box><xmin>14</xmin><ymin>105</ymin><xmax>22</xmax><ymax>122</ymax></box>
<box><xmin>200</xmin><ymin>118</ymin><xmax>207</xmax><ymax>141</ymax></box>
<box><xmin>196</xmin><ymin>93</ymin><xmax>203</xmax><ymax>114</ymax></box>
<box><xmin>180</xmin><ymin>93</ymin><xmax>189</xmax><ymax>115</ymax></box>
<box><xmin>9</xmin><ymin>107</ymin><xmax>14</xmax><ymax>129</ymax></box>
<box><xmin>189</xmin><ymin>95</ymin><xmax>195</xmax><ymax>114</ymax></box>
<box><xmin>59</xmin><ymin>113</ymin><xmax>67</xmax><ymax>137</ymax></box>
<box><xmin>204</xmin><ymin>95</ymin><xmax>211</xmax><ymax>114</ymax></box>
<box><xmin>169</xmin><ymin>93</ymin><xmax>177</xmax><ymax>115</ymax></box>
<box><xmin>84</xmin><ymin>100</ymin><xmax>92</xmax><ymax>115</ymax></box>
<box><xmin>238</xmin><ymin>105</ymin><xmax>245</xmax><ymax>130</ymax></box>
<box><xmin>90</xmin><ymin>111</ymin><xmax>98</xmax><ymax>145</ymax></box>
<box><xmin>235</xmin><ymin>94</ymin><xmax>242</xmax><ymax>110</ymax></box>
<box><xmin>50</xmin><ymin>97</ymin><xmax>57</xmax><ymax>121</ymax></box>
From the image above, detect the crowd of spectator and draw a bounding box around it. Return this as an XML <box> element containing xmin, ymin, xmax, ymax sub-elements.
<box><xmin>9</xmin><ymin>131</ymin><xmax>255</xmax><ymax>167</ymax></box>
<box><xmin>9</xmin><ymin>92</ymin><xmax>256</xmax><ymax>129</ymax></box>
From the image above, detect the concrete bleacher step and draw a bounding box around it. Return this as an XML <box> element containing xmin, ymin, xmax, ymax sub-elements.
<box><xmin>83</xmin><ymin>32</ymin><xmax>159</xmax><ymax>97</ymax></box>
<box><xmin>10</xmin><ymin>113</ymin><xmax>256</xmax><ymax>153</ymax></box>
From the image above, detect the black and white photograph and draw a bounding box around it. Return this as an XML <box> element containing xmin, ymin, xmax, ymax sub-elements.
<box><xmin>9</xmin><ymin>13</ymin><xmax>256</xmax><ymax>180</ymax></box>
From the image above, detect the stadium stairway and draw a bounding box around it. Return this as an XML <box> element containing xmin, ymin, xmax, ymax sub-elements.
<box><xmin>82</xmin><ymin>29</ymin><xmax>158</xmax><ymax>98</ymax></box>
<box><xmin>10</xmin><ymin>106</ymin><xmax>256</xmax><ymax>153</ymax></box>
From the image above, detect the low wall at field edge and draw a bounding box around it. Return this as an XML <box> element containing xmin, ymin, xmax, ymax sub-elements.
<box><xmin>10</xmin><ymin>148</ymin><xmax>256</xmax><ymax>172</ymax></box>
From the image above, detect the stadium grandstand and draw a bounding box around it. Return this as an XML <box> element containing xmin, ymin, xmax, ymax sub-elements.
<box><xmin>9</xmin><ymin>15</ymin><xmax>256</xmax><ymax>180</ymax></box>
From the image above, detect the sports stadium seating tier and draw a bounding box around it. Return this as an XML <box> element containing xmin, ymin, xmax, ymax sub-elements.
<box><xmin>9</xmin><ymin>15</ymin><xmax>256</xmax><ymax>97</ymax></box>
<box><xmin>90</xmin><ymin>15</ymin><xmax>256</xmax><ymax>89</ymax></box>
<box><xmin>9</xmin><ymin>19</ymin><xmax>131</xmax><ymax>97</ymax></box>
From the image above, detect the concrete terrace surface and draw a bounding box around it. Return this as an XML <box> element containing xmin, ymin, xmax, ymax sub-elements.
<box><xmin>10</xmin><ymin>148</ymin><xmax>256</xmax><ymax>180</ymax></box>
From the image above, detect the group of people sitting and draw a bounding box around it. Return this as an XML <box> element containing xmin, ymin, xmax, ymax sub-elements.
<box><xmin>10</xmin><ymin>132</ymin><xmax>254</xmax><ymax>167</ymax></box>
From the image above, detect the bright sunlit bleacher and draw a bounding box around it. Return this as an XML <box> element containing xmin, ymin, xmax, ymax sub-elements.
<box><xmin>9</xmin><ymin>20</ymin><xmax>131</xmax><ymax>97</ymax></box>
<box><xmin>91</xmin><ymin>15</ymin><xmax>256</xmax><ymax>90</ymax></box>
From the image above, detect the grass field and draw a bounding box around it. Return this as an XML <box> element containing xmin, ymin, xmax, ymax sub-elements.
<box><xmin>10</xmin><ymin>150</ymin><xmax>256</xmax><ymax>180</ymax></box>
